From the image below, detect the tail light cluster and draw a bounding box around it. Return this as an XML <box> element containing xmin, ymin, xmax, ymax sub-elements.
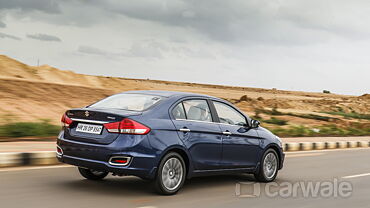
<box><xmin>61</xmin><ymin>113</ymin><xmax>73</xmax><ymax>127</ymax></box>
<box><xmin>104</xmin><ymin>118</ymin><xmax>150</xmax><ymax>135</ymax></box>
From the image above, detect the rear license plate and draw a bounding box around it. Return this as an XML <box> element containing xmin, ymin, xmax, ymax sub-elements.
<box><xmin>76</xmin><ymin>123</ymin><xmax>103</xmax><ymax>134</ymax></box>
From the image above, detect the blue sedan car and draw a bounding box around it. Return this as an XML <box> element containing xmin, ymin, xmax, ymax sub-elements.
<box><xmin>57</xmin><ymin>90</ymin><xmax>284</xmax><ymax>195</ymax></box>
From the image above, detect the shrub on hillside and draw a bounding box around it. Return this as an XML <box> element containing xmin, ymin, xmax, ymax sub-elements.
<box><xmin>264</xmin><ymin>117</ymin><xmax>288</xmax><ymax>125</ymax></box>
<box><xmin>0</xmin><ymin>120</ymin><xmax>60</xmax><ymax>138</ymax></box>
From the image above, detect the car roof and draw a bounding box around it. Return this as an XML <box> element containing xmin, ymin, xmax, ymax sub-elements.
<box><xmin>121</xmin><ymin>90</ymin><xmax>218</xmax><ymax>99</ymax></box>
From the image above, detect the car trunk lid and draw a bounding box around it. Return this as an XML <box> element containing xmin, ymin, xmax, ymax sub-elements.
<box><xmin>63</xmin><ymin>108</ymin><xmax>142</xmax><ymax>144</ymax></box>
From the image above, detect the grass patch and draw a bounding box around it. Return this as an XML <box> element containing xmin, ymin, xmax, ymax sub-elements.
<box><xmin>323</xmin><ymin>111</ymin><xmax>370</xmax><ymax>120</ymax></box>
<box><xmin>270</xmin><ymin>125</ymin><xmax>370</xmax><ymax>137</ymax></box>
<box><xmin>0</xmin><ymin>120</ymin><xmax>60</xmax><ymax>138</ymax></box>
<box><xmin>292</xmin><ymin>114</ymin><xmax>333</xmax><ymax>121</ymax></box>
<box><xmin>270</xmin><ymin>108</ymin><xmax>284</xmax><ymax>115</ymax></box>
<box><xmin>259</xmin><ymin>108</ymin><xmax>335</xmax><ymax>121</ymax></box>
<box><xmin>263</xmin><ymin>117</ymin><xmax>288</xmax><ymax>126</ymax></box>
<box><xmin>271</xmin><ymin>126</ymin><xmax>315</xmax><ymax>137</ymax></box>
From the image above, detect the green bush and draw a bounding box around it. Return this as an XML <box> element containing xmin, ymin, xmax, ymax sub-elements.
<box><xmin>324</xmin><ymin>111</ymin><xmax>370</xmax><ymax>120</ymax></box>
<box><xmin>271</xmin><ymin>107</ymin><xmax>283</xmax><ymax>115</ymax></box>
<box><xmin>264</xmin><ymin>117</ymin><xmax>288</xmax><ymax>125</ymax></box>
<box><xmin>293</xmin><ymin>114</ymin><xmax>334</xmax><ymax>121</ymax></box>
<box><xmin>271</xmin><ymin>126</ymin><xmax>314</xmax><ymax>137</ymax></box>
<box><xmin>258</xmin><ymin>108</ymin><xmax>283</xmax><ymax>115</ymax></box>
<box><xmin>270</xmin><ymin>125</ymin><xmax>370</xmax><ymax>137</ymax></box>
<box><xmin>259</xmin><ymin>108</ymin><xmax>336</xmax><ymax>121</ymax></box>
<box><xmin>253</xmin><ymin>108</ymin><xmax>263</xmax><ymax>119</ymax></box>
<box><xmin>0</xmin><ymin>120</ymin><xmax>60</xmax><ymax>138</ymax></box>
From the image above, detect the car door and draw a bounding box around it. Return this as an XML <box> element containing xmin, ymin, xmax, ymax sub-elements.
<box><xmin>212</xmin><ymin>101</ymin><xmax>261</xmax><ymax>168</ymax></box>
<box><xmin>171</xmin><ymin>99</ymin><xmax>223</xmax><ymax>170</ymax></box>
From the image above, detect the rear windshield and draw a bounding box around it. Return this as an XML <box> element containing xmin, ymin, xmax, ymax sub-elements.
<box><xmin>88</xmin><ymin>94</ymin><xmax>162</xmax><ymax>111</ymax></box>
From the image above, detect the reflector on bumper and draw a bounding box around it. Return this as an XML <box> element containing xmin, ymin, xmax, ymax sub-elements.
<box><xmin>109</xmin><ymin>156</ymin><xmax>131</xmax><ymax>166</ymax></box>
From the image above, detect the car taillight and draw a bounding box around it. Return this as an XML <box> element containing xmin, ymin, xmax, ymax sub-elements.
<box><xmin>104</xmin><ymin>118</ymin><xmax>150</xmax><ymax>135</ymax></box>
<box><xmin>61</xmin><ymin>113</ymin><xmax>73</xmax><ymax>127</ymax></box>
<box><xmin>103</xmin><ymin>121</ymin><xmax>120</xmax><ymax>133</ymax></box>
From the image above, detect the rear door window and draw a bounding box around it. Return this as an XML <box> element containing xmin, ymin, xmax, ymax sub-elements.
<box><xmin>172</xmin><ymin>103</ymin><xmax>186</xmax><ymax>119</ymax></box>
<box><xmin>182</xmin><ymin>99</ymin><xmax>212</xmax><ymax>122</ymax></box>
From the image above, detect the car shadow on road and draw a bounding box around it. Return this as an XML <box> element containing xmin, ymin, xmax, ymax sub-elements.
<box><xmin>56</xmin><ymin>173</ymin><xmax>257</xmax><ymax>196</ymax></box>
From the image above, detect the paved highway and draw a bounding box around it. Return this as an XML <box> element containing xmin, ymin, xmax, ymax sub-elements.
<box><xmin>1</xmin><ymin>148</ymin><xmax>370</xmax><ymax>208</ymax></box>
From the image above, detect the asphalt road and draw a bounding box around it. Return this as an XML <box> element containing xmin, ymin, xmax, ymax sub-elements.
<box><xmin>1</xmin><ymin>148</ymin><xmax>370</xmax><ymax>208</ymax></box>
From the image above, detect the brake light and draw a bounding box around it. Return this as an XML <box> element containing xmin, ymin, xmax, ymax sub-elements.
<box><xmin>103</xmin><ymin>121</ymin><xmax>120</xmax><ymax>133</ymax></box>
<box><xmin>61</xmin><ymin>113</ymin><xmax>73</xmax><ymax>127</ymax></box>
<box><xmin>104</xmin><ymin>118</ymin><xmax>150</xmax><ymax>135</ymax></box>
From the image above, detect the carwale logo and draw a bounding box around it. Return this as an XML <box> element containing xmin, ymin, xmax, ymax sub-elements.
<box><xmin>236</xmin><ymin>178</ymin><xmax>352</xmax><ymax>198</ymax></box>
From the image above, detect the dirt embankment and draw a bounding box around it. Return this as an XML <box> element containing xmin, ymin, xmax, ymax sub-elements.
<box><xmin>0</xmin><ymin>54</ymin><xmax>369</xmax><ymax>131</ymax></box>
<box><xmin>0</xmin><ymin>78</ymin><xmax>113</xmax><ymax>124</ymax></box>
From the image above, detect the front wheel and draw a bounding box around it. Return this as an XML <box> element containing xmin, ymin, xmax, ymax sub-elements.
<box><xmin>254</xmin><ymin>149</ymin><xmax>279</xmax><ymax>182</ymax></box>
<box><xmin>78</xmin><ymin>167</ymin><xmax>108</xmax><ymax>180</ymax></box>
<box><xmin>155</xmin><ymin>152</ymin><xmax>186</xmax><ymax>195</ymax></box>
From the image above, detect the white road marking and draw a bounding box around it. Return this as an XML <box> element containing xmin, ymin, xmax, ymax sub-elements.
<box><xmin>0</xmin><ymin>165</ymin><xmax>72</xmax><ymax>172</ymax></box>
<box><xmin>342</xmin><ymin>173</ymin><xmax>370</xmax><ymax>179</ymax></box>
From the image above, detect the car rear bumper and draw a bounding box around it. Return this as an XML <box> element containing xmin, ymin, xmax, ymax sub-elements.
<box><xmin>57</xmin><ymin>155</ymin><xmax>156</xmax><ymax>179</ymax></box>
<box><xmin>57</xmin><ymin>131</ymin><xmax>158</xmax><ymax>179</ymax></box>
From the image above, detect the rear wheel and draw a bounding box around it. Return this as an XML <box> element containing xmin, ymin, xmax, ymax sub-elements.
<box><xmin>155</xmin><ymin>152</ymin><xmax>186</xmax><ymax>195</ymax></box>
<box><xmin>254</xmin><ymin>149</ymin><xmax>279</xmax><ymax>182</ymax></box>
<box><xmin>78</xmin><ymin>167</ymin><xmax>108</xmax><ymax>180</ymax></box>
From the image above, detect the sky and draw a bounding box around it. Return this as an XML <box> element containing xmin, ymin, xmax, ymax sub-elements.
<box><xmin>0</xmin><ymin>0</ymin><xmax>369</xmax><ymax>95</ymax></box>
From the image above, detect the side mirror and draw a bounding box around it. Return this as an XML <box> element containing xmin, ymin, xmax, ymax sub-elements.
<box><xmin>251</xmin><ymin>119</ymin><xmax>260</xmax><ymax>128</ymax></box>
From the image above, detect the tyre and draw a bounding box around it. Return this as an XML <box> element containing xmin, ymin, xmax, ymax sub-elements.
<box><xmin>78</xmin><ymin>167</ymin><xmax>108</xmax><ymax>180</ymax></box>
<box><xmin>254</xmin><ymin>148</ymin><xmax>279</xmax><ymax>182</ymax></box>
<box><xmin>155</xmin><ymin>152</ymin><xmax>186</xmax><ymax>195</ymax></box>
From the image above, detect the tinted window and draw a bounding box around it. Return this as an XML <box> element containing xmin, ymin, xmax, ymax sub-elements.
<box><xmin>183</xmin><ymin>100</ymin><xmax>212</xmax><ymax>122</ymax></box>
<box><xmin>172</xmin><ymin>103</ymin><xmax>186</xmax><ymax>119</ymax></box>
<box><xmin>89</xmin><ymin>94</ymin><xmax>162</xmax><ymax>111</ymax></box>
<box><xmin>213</xmin><ymin>102</ymin><xmax>246</xmax><ymax>126</ymax></box>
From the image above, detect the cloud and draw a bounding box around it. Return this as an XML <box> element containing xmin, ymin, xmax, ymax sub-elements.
<box><xmin>0</xmin><ymin>0</ymin><xmax>370</xmax><ymax>95</ymax></box>
<box><xmin>0</xmin><ymin>21</ymin><xmax>5</xmax><ymax>28</ymax></box>
<box><xmin>123</xmin><ymin>40</ymin><xmax>165</xmax><ymax>58</ymax></box>
<box><xmin>0</xmin><ymin>0</ymin><xmax>61</xmax><ymax>13</ymax></box>
<box><xmin>0</xmin><ymin>32</ymin><xmax>21</xmax><ymax>40</ymax></box>
<box><xmin>88</xmin><ymin>0</ymin><xmax>370</xmax><ymax>44</ymax></box>
<box><xmin>77</xmin><ymin>45</ymin><xmax>111</xmax><ymax>56</ymax></box>
<box><xmin>78</xmin><ymin>42</ymin><xmax>164</xmax><ymax>58</ymax></box>
<box><xmin>0</xmin><ymin>1</ymin><xmax>108</xmax><ymax>27</ymax></box>
<box><xmin>2</xmin><ymin>0</ymin><xmax>370</xmax><ymax>44</ymax></box>
<box><xmin>26</xmin><ymin>33</ymin><xmax>61</xmax><ymax>42</ymax></box>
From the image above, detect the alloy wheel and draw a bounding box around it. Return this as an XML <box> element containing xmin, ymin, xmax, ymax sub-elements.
<box><xmin>263</xmin><ymin>152</ymin><xmax>278</xmax><ymax>179</ymax></box>
<box><xmin>161</xmin><ymin>157</ymin><xmax>184</xmax><ymax>191</ymax></box>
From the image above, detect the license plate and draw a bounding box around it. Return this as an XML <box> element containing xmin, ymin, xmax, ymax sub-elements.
<box><xmin>76</xmin><ymin>123</ymin><xmax>103</xmax><ymax>134</ymax></box>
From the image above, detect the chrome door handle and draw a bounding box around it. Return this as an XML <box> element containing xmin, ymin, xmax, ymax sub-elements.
<box><xmin>223</xmin><ymin>131</ymin><xmax>232</xmax><ymax>135</ymax></box>
<box><xmin>179</xmin><ymin>128</ymin><xmax>191</xmax><ymax>132</ymax></box>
